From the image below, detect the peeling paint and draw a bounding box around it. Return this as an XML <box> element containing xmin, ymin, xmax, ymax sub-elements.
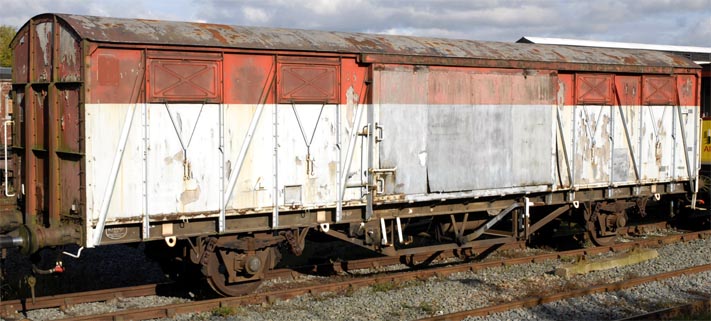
<box><xmin>35</xmin><ymin>22</ymin><xmax>51</xmax><ymax>67</ymax></box>
<box><xmin>59</xmin><ymin>27</ymin><xmax>78</xmax><ymax>67</ymax></box>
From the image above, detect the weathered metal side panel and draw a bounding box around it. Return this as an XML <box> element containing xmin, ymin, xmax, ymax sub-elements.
<box><xmin>85</xmin><ymin>47</ymin><xmax>145</xmax><ymax>235</ymax></box>
<box><xmin>223</xmin><ymin>103</ymin><xmax>359</xmax><ymax>211</ymax></box>
<box><xmin>147</xmin><ymin>54</ymin><xmax>222</xmax><ymax>103</ymax></box>
<box><xmin>243</xmin><ymin>58</ymin><xmax>367</xmax><ymax>211</ymax></box>
<box><xmin>86</xmin><ymin>53</ymin><xmax>371</xmax><ymax>234</ymax></box>
<box><xmin>671</xmin><ymin>105</ymin><xmax>699</xmax><ymax>180</ymax></box>
<box><xmin>223</xmin><ymin>103</ymin><xmax>273</xmax><ymax>210</ymax></box>
<box><xmin>12</xmin><ymin>28</ymin><xmax>29</xmax><ymax>84</ymax></box>
<box><xmin>610</xmin><ymin>76</ymin><xmax>641</xmax><ymax>184</ymax></box>
<box><xmin>557</xmin><ymin>102</ymin><xmax>639</xmax><ymax>187</ymax></box>
<box><xmin>32</xmin><ymin>21</ymin><xmax>53</xmax><ymax>83</ymax></box>
<box><xmin>58</xmin><ymin>87</ymin><xmax>81</xmax><ymax>152</ymax></box>
<box><xmin>338</xmin><ymin>58</ymin><xmax>370</xmax><ymax>205</ymax></box>
<box><xmin>87</xmin><ymin>49</ymin><xmax>144</xmax><ymax>104</ymax></box>
<box><xmin>553</xmin><ymin>75</ymin><xmax>699</xmax><ymax>189</ymax></box>
<box><xmin>58</xmin><ymin>23</ymin><xmax>81</xmax><ymax>82</ymax></box>
<box><xmin>375</xmin><ymin>65</ymin><xmax>428</xmax><ymax>195</ymax></box>
<box><xmin>643</xmin><ymin>76</ymin><xmax>675</xmax><ymax>105</ymax></box>
<box><xmin>276</xmin><ymin>104</ymin><xmax>340</xmax><ymax>206</ymax></box>
<box><xmin>576</xmin><ymin>74</ymin><xmax>613</xmax><ymax>105</ymax></box>
<box><xmin>427</xmin><ymin>104</ymin><xmax>506</xmax><ymax>191</ymax></box>
<box><xmin>374</xmin><ymin>66</ymin><xmax>555</xmax><ymax>193</ymax></box>
<box><xmin>551</xmin><ymin>76</ymin><xmax>596</xmax><ymax>188</ymax></box>
<box><xmin>554</xmin><ymin>74</ymin><xmax>573</xmax><ymax>188</ymax></box>
<box><xmin>676</xmin><ymin>75</ymin><xmax>700</xmax><ymax>181</ymax></box>
<box><xmin>572</xmin><ymin>105</ymin><xmax>612</xmax><ymax>185</ymax></box>
<box><xmin>558</xmin><ymin>100</ymin><xmax>695</xmax><ymax>188</ymax></box>
<box><xmin>85</xmin><ymin>103</ymin><xmax>143</xmax><ymax>224</ymax></box>
<box><xmin>677</xmin><ymin>75</ymin><xmax>697</xmax><ymax>107</ymax></box>
<box><xmin>86</xmin><ymin>101</ymin><xmax>364</xmax><ymax>225</ymax></box>
<box><xmin>147</xmin><ymin>104</ymin><xmax>222</xmax><ymax>214</ymax></box>
<box><xmin>428</xmin><ymin>70</ymin><xmax>554</xmax><ymax>192</ymax></box>
<box><xmin>221</xmin><ymin>54</ymin><xmax>273</xmax><ymax>211</ymax></box>
<box><xmin>58</xmin><ymin>86</ymin><xmax>82</xmax><ymax>219</ymax></box>
<box><xmin>223</xmin><ymin>54</ymin><xmax>274</xmax><ymax>105</ymax></box>
<box><xmin>277</xmin><ymin>57</ymin><xmax>340</xmax><ymax>104</ymax></box>
<box><xmin>639</xmin><ymin>106</ymin><xmax>672</xmax><ymax>181</ymax></box>
<box><xmin>612</xmin><ymin>105</ymin><xmax>640</xmax><ymax>184</ymax></box>
<box><xmin>615</xmin><ymin>76</ymin><xmax>642</xmax><ymax>105</ymax></box>
<box><xmin>87</xmin><ymin>102</ymin><xmax>223</xmax><ymax>223</ymax></box>
<box><xmin>512</xmin><ymin>105</ymin><xmax>555</xmax><ymax>187</ymax></box>
<box><xmin>223</xmin><ymin>57</ymin><xmax>348</xmax><ymax>211</ymax></box>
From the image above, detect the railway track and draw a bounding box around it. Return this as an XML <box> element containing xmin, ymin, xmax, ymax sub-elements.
<box><xmin>417</xmin><ymin>264</ymin><xmax>711</xmax><ymax>321</ymax></box>
<box><xmin>0</xmin><ymin>283</ymin><xmax>162</xmax><ymax>317</ymax></box>
<box><xmin>0</xmin><ymin>240</ymin><xmax>528</xmax><ymax>317</ymax></box>
<box><xmin>0</xmin><ymin>221</ymin><xmax>672</xmax><ymax>317</ymax></box>
<box><xmin>3</xmin><ymin>228</ymin><xmax>707</xmax><ymax>321</ymax></box>
<box><xmin>614</xmin><ymin>296</ymin><xmax>711</xmax><ymax>321</ymax></box>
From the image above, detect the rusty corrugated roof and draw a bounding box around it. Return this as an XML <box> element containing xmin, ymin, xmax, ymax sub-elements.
<box><xmin>26</xmin><ymin>13</ymin><xmax>698</xmax><ymax>69</ymax></box>
<box><xmin>519</xmin><ymin>36</ymin><xmax>711</xmax><ymax>64</ymax></box>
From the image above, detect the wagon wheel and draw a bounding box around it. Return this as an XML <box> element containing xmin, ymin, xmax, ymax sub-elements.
<box><xmin>586</xmin><ymin>221</ymin><xmax>616</xmax><ymax>246</ymax></box>
<box><xmin>204</xmin><ymin>250</ymin><xmax>262</xmax><ymax>297</ymax></box>
<box><xmin>583</xmin><ymin>203</ymin><xmax>617</xmax><ymax>247</ymax></box>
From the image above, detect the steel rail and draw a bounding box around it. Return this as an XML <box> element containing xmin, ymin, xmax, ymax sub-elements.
<box><xmin>0</xmin><ymin>283</ymin><xmax>161</xmax><ymax>316</ymax></box>
<box><xmin>0</xmin><ymin>241</ymin><xmax>525</xmax><ymax>317</ymax></box>
<box><xmin>0</xmin><ymin>222</ymin><xmax>694</xmax><ymax>316</ymax></box>
<box><xmin>417</xmin><ymin>264</ymin><xmax>711</xmax><ymax>321</ymax></box>
<box><xmin>37</xmin><ymin>229</ymin><xmax>711</xmax><ymax>321</ymax></box>
<box><xmin>613</xmin><ymin>296</ymin><xmax>711</xmax><ymax>321</ymax></box>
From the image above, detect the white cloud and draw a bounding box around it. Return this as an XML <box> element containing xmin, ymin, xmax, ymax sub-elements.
<box><xmin>374</xmin><ymin>27</ymin><xmax>468</xmax><ymax>39</ymax></box>
<box><xmin>242</xmin><ymin>6</ymin><xmax>270</xmax><ymax>24</ymax></box>
<box><xmin>301</xmin><ymin>0</ymin><xmax>363</xmax><ymax>15</ymax></box>
<box><xmin>458</xmin><ymin>5</ymin><xmax>557</xmax><ymax>26</ymax></box>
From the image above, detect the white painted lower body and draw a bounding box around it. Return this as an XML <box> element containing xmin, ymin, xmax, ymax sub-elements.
<box><xmin>83</xmin><ymin>102</ymin><xmax>699</xmax><ymax>247</ymax></box>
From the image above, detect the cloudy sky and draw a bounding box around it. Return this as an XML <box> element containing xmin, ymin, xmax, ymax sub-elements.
<box><xmin>1</xmin><ymin>0</ymin><xmax>711</xmax><ymax>47</ymax></box>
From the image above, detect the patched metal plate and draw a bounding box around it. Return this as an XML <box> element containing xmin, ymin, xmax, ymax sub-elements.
<box><xmin>278</xmin><ymin>63</ymin><xmax>339</xmax><ymax>103</ymax></box>
<box><xmin>576</xmin><ymin>74</ymin><xmax>612</xmax><ymax>105</ymax></box>
<box><xmin>643</xmin><ymin>76</ymin><xmax>675</xmax><ymax>105</ymax></box>
<box><xmin>148</xmin><ymin>58</ymin><xmax>222</xmax><ymax>102</ymax></box>
<box><xmin>284</xmin><ymin>185</ymin><xmax>302</xmax><ymax>206</ymax></box>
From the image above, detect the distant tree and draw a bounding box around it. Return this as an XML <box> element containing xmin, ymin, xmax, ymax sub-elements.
<box><xmin>0</xmin><ymin>25</ymin><xmax>16</xmax><ymax>67</ymax></box>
